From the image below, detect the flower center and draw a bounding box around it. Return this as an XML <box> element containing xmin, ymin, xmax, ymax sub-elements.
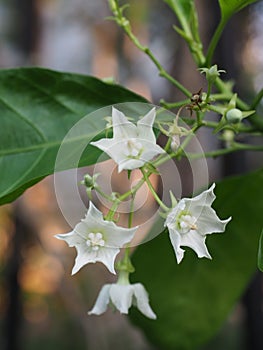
<box><xmin>86</xmin><ymin>232</ymin><xmax>105</xmax><ymax>251</ymax></box>
<box><xmin>177</xmin><ymin>213</ymin><xmax>197</xmax><ymax>234</ymax></box>
<box><xmin>124</xmin><ymin>138</ymin><xmax>143</xmax><ymax>158</ymax></box>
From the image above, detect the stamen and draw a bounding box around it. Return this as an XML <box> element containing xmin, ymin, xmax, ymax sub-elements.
<box><xmin>178</xmin><ymin>213</ymin><xmax>197</xmax><ymax>234</ymax></box>
<box><xmin>124</xmin><ymin>139</ymin><xmax>142</xmax><ymax>157</ymax></box>
<box><xmin>86</xmin><ymin>232</ymin><xmax>105</xmax><ymax>251</ymax></box>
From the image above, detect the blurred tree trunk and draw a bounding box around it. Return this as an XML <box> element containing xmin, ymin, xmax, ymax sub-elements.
<box><xmin>2</xmin><ymin>1</ymin><xmax>40</xmax><ymax>350</ymax></box>
<box><xmin>11</xmin><ymin>0</ymin><xmax>39</xmax><ymax>63</ymax></box>
<box><xmin>3</xmin><ymin>208</ymin><xmax>24</xmax><ymax>350</ymax></box>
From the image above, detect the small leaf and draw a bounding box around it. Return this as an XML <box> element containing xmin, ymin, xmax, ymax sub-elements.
<box><xmin>164</xmin><ymin>0</ymin><xmax>195</xmax><ymax>39</ymax></box>
<box><xmin>164</xmin><ymin>0</ymin><xmax>194</xmax><ymax>22</ymax></box>
<box><xmin>218</xmin><ymin>0</ymin><xmax>259</xmax><ymax>20</ymax></box>
<box><xmin>258</xmin><ymin>229</ymin><xmax>263</xmax><ymax>272</ymax></box>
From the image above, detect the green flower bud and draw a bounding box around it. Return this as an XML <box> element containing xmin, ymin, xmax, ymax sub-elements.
<box><xmin>222</xmin><ymin>130</ymin><xmax>235</xmax><ymax>148</ymax></box>
<box><xmin>171</xmin><ymin>135</ymin><xmax>180</xmax><ymax>152</ymax></box>
<box><xmin>109</xmin><ymin>0</ymin><xmax>118</xmax><ymax>13</ymax></box>
<box><xmin>199</xmin><ymin>65</ymin><xmax>226</xmax><ymax>84</ymax></box>
<box><xmin>222</xmin><ymin>129</ymin><xmax>235</xmax><ymax>143</ymax></box>
<box><xmin>83</xmin><ymin>174</ymin><xmax>94</xmax><ymax>187</ymax></box>
<box><xmin>226</xmin><ymin>108</ymin><xmax>243</xmax><ymax>124</ymax></box>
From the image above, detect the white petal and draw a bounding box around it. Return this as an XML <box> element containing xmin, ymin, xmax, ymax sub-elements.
<box><xmin>180</xmin><ymin>231</ymin><xmax>212</xmax><ymax>259</ymax></box>
<box><xmin>165</xmin><ymin>201</ymin><xmax>186</xmax><ymax>227</ymax></box>
<box><xmin>95</xmin><ymin>247</ymin><xmax>120</xmax><ymax>274</ymax></box>
<box><xmin>168</xmin><ymin>227</ymin><xmax>185</xmax><ymax>263</ymax></box>
<box><xmin>71</xmin><ymin>246</ymin><xmax>97</xmax><ymax>274</ymax></box>
<box><xmin>88</xmin><ymin>284</ymin><xmax>111</xmax><ymax>315</ymax></box>
<box><xmin>86</xmin><ymin>202</ymin><xmax>104</xmax><ymax>221</ymax></box>
<box><xmin>118</xmin><ymin>158</ymin><xmax>145</xmax><ymax>172</ymax></box>
<box><xmin>133</xmin><ymin>283</ymin><xmax>157</xmax><ymax>320</ymax></box>
<box><xmin>109</xmin><ymin>284</ymin><xmax>133</xmax><ymax>314</ymax></box>
<box><xmin>193</xmin><ymin>206</ymin><xmax>231</xmax><ymax>235</ymax></box>
<box><xmin>140</xmin><ymin>142</ymin><xmax>165</xmax><ymax>161</ymax></box>
<box><xmin>185</xmin><ymin>183</ymin><xmax>216</xmax><ymax>210</ymax></box>
<box><xmin>79</xmin><ymin>203</ymin><xmax>106</xmax><ymax>234</ymax></box>
<box><xmin>112</xmin><ymin>107</ymin><xmax>137</xmax><ymax>139</ymax></box>
<box><xmin>137</xmin><ymin>108</ymin><xmax>156</xmax><ymax>142</ymax></box>
<box><xmin>92</xmin><ymin>138</ymin><xmax>144</xmax><ymax>172</ymax></box>
<box><xmin>104</xmin><ymin>224</ymin><xmax>137</xmax><ymax>249</ymax></box>
<box><xmin>55</xmin><ymin>230</ymin><xmax>85</xmax><ymax>247</ymax></box>
<box><xmin>90</xmin><ymin>137</ymin><xmax>115</xmax><ymax>153</ymax></box>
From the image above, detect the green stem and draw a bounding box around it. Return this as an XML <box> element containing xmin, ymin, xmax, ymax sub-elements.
<box><xmin>185</xmin><ymin>142</ymin><xmax>263</xmax><ymax>160</ymax></box>
<box><xmin>141</xmin><ymin>168</ymin><xmax>169</xmax><ymax>211</ymax></box>
<box><xmin>206</xmin><ymin>81</ymin><xmax>212</xmax><ymax>103</ymax></box>
<box><xmin>201</xmin><ymin>120</ymin><xmax>257</xmax><ymax>133</ymax></box>
<box><xmin>175</xmin><ymin>123</ymin><xmax>202</xmax><ymax>159</ymax></box>
<box><xmin>251</xmin><ymin>88</ymin><xmax>263</xmax><ymax>109</ymax></box>
<box><xmin>211</xmin><ymin>93</ymin><xmax>233</xmax><ymax>101</ymax></box>
<box><xmin>144</xmin><ymin>48</ymin><xmax>191</xmax><ymax>97</ymax></box>
<box><xmin>164</xmin><ymin>137</ymin><xmax>172</xmax><ymax>153</ymax></box>
<box><xmin>128</xmin><ymin>195</ymin><xmax>135</xmax><ymax>229</ymax></box>
<box><xmin>105</xmin><ymin>176</ymin><xmax>145</xmax><ymax>220</ymax></box>
<box><xmin>206</xmin><ymin>17</ymin><xmax>228</xmax><ymax>66</ymax></box>
<box><xmin>95</xmin><ymin>186</ymin><xmax>115</xmax><ymax>202</ymax></box>
<box><xmin>160</xmin><ymin>99</ymin><xmax>190</xmax><ymax>109</ymax></box>
<box><xmin>196</xmin><ymin>111</ymin><xmax>203</xmax><ymax>126</ymax></box>
<box><xmin>109</xmin><ymin>1</ymin><xmax>191</xmax><ymax>97</ymax></box>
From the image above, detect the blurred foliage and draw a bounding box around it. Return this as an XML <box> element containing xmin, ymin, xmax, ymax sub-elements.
<box><xmin>131</xmin><ymin>169</ymin><xmax>263</xmax><ymax>349</ymax></box>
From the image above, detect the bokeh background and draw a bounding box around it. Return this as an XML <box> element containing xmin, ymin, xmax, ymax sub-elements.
<box><xmin>0</xmin><ymin>0</ymin><xmax>263</xmax><ymax>349</ymax></box>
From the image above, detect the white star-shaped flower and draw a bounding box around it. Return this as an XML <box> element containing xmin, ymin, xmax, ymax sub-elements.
<box><xmin>88</xmin><ymin>282</ymin><xmax>157</xmax><ymax>320</ymax></box>
<box><xmin>165</xmin><ymin>183</ymin><xmax>231</xmax><ymax>263</ymax></box>
<box><xmin>91</xmin><ymin>107</ymin><xmax>164</xmax><ymax>172</ymax></box>
<box><xmin>55</xmin><ymin>202</ymin><xmax>137</xmax><ymax>274</ymax></box>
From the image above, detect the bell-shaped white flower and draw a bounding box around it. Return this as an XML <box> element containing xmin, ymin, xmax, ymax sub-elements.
<box><xmin>88</xmin><ymin>271</ymin><xmax>156</xmax><ymax>319</ymax></box>
<box><xmin>55</xmin><ymin>202</ymin><xmax>137</xmax><ymax>274</ymax></box>
<box><xmin>91</xmin><ymin>107</ymin><xmax>164</xmax><ymax>172</ymax></box>
<box><xmin>165</xmin><ymin>183</ymin><xmax>231</xmax><ymax>263</ymax></box>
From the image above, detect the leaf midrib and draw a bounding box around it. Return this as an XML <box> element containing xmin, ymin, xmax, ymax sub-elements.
<box><xmin>0</xmin><ymin>94</ymin><xmax>47</xmax><ymax>141</ymax></box>
<box><xmin>0</xmin><ymin>132</ymin><xmax>98</xmax><ymax>156</ymax></box>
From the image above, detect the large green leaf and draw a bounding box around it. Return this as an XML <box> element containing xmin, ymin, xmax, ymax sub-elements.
<box><xmin>0</xmin><ymin>68</ymin><xmax>147</xmax><ymax>205</ymax></box>
<box><xmin>257</xmin><ymin>229</ymin><xmax>263</xmax><ymax>271</ymax></box>
<box><xmin>218</xmin><ymin>0</ymin><xmax>259</xmax><ymax>20</ymax></box>
<box><xmin>130</xmin><ymin>169</ymin><xmax>263</xmax><ymax>349</ymax></box>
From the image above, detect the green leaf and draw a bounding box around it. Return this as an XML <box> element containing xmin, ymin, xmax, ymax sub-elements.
<box><xmin>257</xmin><ymin>229</ymin><xmax>263</xmax><ymax>272</ymax></box>
<box><xmin>218</xmin><ymin>0</ymin><xmax>259</xmax><ymax>20</ymax></box>
<box><xmin>0</xmin><ymin>67</ymin><xmax>147</xmax><ymax>205</ymax></box>
<box><xmin>130</xmin><ymin>168</ymin><xmax>263</xmax><ymax>350</ymax></box>
<box><xmin>164</xmin><ymin>0</ymin><xmax>205</xmax><ymax>65</ymax></box>
<box><xmin>164</xmin><ymin>0</ymin><xmax>194</xmax><ymax>22</ymax></box>
<box><xmin>164</xmin><ymin>0</ymin><xmax>195</xmax><ymax>38</ymax></box>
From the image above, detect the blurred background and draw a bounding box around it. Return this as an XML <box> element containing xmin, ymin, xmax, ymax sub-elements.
<box><xmin>0</xmin><ymin>0</ymin><xmax>263</xmax><ymax>349</ymax></box>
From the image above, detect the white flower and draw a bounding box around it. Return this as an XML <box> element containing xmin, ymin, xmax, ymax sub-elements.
<box><xmin>165</xmin><ymin>183</ymin><xmax>231</xmax><ymax>263</ymax></box>
<box><xmin>88</xmin><ymin>282</ymin><xmax>157</xmax><ymax>320</ymax></box>
<box><xmin>91</xmin><ymin>107</ymin><xmax>164</xmax><ymax>172</ymax></box>
<box><xmin>55</xmin><ymin>202</ymin><xmax>137</xmax><ymax>274</ymax></box>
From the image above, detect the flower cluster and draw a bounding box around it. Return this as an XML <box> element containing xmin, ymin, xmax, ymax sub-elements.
<box><xmin>56</xmin><ymin>107</ymin><xmax>231</xmax><ymax>320</ymax></box>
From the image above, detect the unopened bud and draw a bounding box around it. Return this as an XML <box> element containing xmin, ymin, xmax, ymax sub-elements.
<box><xmin>171</xmin><ymin>135</ymin><xmax>180</xmax><ymax>152</ymax></box>
<box><xmin>222</xmin><ymin>130</ymin><xmax>235</xmax><ymax>148</ymax></box>
<box><xmin>83</xmin><ymin>174</ymin><xmax>93</xmax><ymax>187</ymax></box>
<box><xmin>226</xmin><ymin>108</ymin><xmax>242</xmax><ymax>124</ymax></box>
